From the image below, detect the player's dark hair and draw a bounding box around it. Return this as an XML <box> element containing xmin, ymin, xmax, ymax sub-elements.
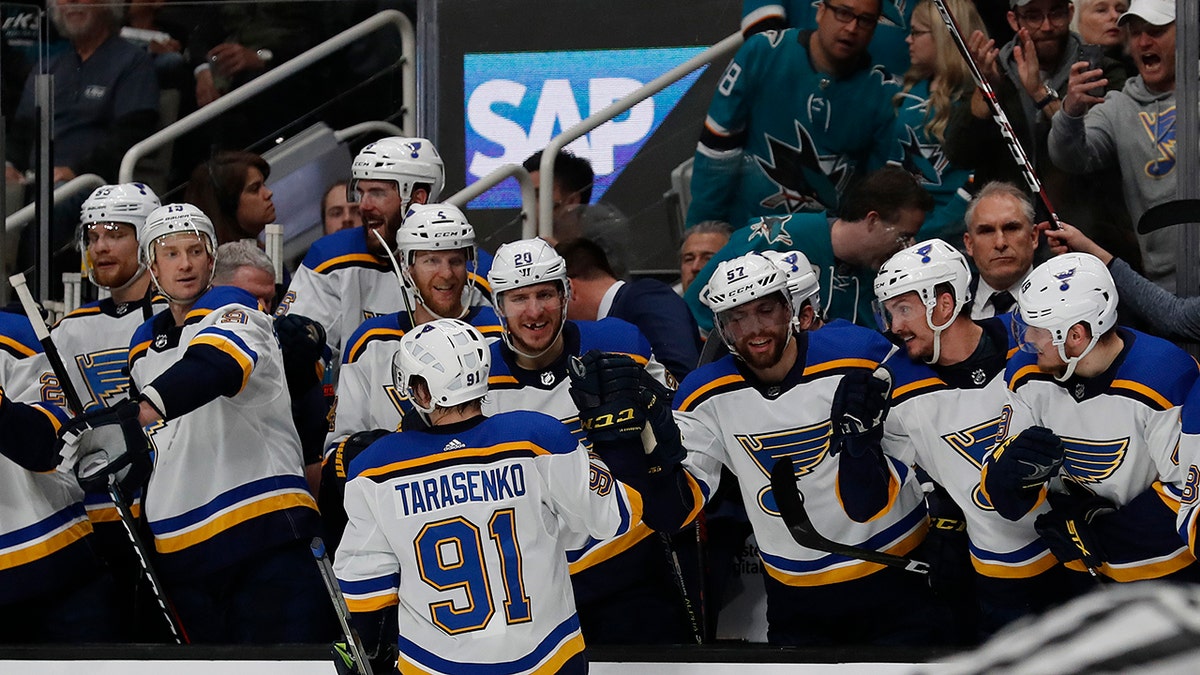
<box><xmin>839</xmin><ymin>166</ymin><xmax>934</xmax><ymax>223</ymax></box>
<box><xmin>557</xmin><ymin>238</ymin><xmax>616</xmax><ymax>281</ymax></box>
<box><xmin>523</xmin><ymin>150</ymin><xmax>595</xmax><ymax>205</ymax></box>
<box><xmin>185</xmin><ymin>151</ymin><xmax>271</xmax><ymax>244</ymax></box>
<box><xmin>321</xmin><ymin>180</ymin><xmax>350</xmax><ymax>220</ymax></box>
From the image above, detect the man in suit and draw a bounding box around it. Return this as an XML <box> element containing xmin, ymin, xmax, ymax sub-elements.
<box><xmin>964</xmin><ymin>181</ymin><xmax>1039</xmax><ymax>319</ymax></box>
<box><xmin>559</xmin><ymin>237</ymin><xmax>701</xmax><ymax>383</ymax></box>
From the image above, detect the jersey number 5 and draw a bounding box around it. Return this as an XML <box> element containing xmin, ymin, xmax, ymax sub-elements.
<box><xmin>415</xmin><ymin>508</ymin><xmax>532</xmax><ymax>635</ymax></box>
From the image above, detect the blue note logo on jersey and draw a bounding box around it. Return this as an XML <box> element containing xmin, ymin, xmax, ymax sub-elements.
<box><xmin>1138</xmin><ymin>106</ymin><xmax>1176</xmax><ymax>178</ymax></box>
<box><xmin>77</xmin><ymin>349</ymin><xmax>131</xmax><ymax>411</ymax></box>
<box><xmin>383</xmin><ymin>383</ymin><xmax>412</xmax><ymax>430</ymax></box>
<box><xmin>464</xmin><ymin>47</ymin><xmax>708</xmax><ymax>209</ymax></box>
<box><xmin>735</xmin><ymin>421</ymin><xmax>833</xmax><ymax>516</ymax></box>
<box><xmin>1060</xmin><ymin>436</ymin><xmax>1129</xmax><ymax>485</ymax></box>
<box><xmin>942</xmin><ymin>416</ymin><xmax>1005</xmax><ymax>511</ymax></box>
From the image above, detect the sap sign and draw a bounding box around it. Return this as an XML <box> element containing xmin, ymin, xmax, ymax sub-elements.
<box><xmin>464</xmin><ymin>47</ymin><xmax>707</xmax><ymax>209</ymax></box>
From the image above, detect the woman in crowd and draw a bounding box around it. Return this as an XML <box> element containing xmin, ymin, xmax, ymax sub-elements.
<box><xmin>184</xmin><ymin>150</ymin><xmax>276</xmax><ymax>244</ymax></box>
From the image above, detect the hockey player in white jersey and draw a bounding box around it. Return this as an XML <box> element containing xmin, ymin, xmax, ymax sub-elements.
<box><xmin>863</xmin><ymin>239</ymin><xmax>1084</xmax><ymax>637</ymax></box>
<box><xmin>0</xmin><ymin>307</ymin><xmax>121</xmax><ymax>643</ymax></box>
<box><xmin>982</xmin><ymin>253</ymin><xmax>1200</xmax><ymax>588</ymax></box>
<box><xmin>334</xmin><ymin>319</ymin><xmax>639</xmax><ymax>674</ymax></box>
<box><xmin>50</xmin><ymin>183</ymin><xmax>171</xmax><ymax>638</ymax></box>
<box><xmin>118</xmin><ymin>203</ymin><xmax>335</xmax><ymax>642</ymax></box>
<box><xmin>621</xmin><ymin>251</ymin><xmax>940</xmax><ymax>646</ymax></box>
<box><xmin>321</xmin><ymin>204</ymin><xmax>502</xmax><ymax>554</ymax></box>
<box><xmin>481</xmin><ymin>238</ymin><xmax>693</xmax><ymax>644</ymax></box>
<box><xmin>277</xmin><ymin>137</ymin><xmax>492</xmax><ymax>363</ymax></box>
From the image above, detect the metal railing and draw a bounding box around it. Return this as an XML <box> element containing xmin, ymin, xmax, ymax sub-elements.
<box><xmin>446</xmin><ymin>164</ymin><xmax>538</xmax><ymax>238</ymax></box>
<box><xmin>536</xmin><ymin>31</ymin><xmax>743</xmax><ymax>238</ymax></box>
<box><xmin>118</xmin><ymin>9</ymin><xmax>416</xmax><ymax>184</ymax></box>
<box><xmin>2</xmin><ymin>173</ymin><xmax>106</xmax><ymax>238</ymax></box>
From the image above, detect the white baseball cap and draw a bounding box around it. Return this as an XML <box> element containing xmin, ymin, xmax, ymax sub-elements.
<box><xmin>1118</xmin><ymin>0</ymin><xmax>1175</xmax><ymax>26</ymax></box>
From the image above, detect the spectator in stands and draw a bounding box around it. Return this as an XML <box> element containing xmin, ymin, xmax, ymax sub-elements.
<box><xmin>123</xmin><ymin>0</ymin><xmax>188</xmax><ymax>89</ymax></box>
<box><xmin>1073</xmin><ymin>0</ymin><xmax>1130</xmax><ymax>50</ymax></box>
<box><xmin>1049</xmin><ymin>0</ymin><xmax>1176</xmax><ymax>289</ymax></box>
<box><xmin>677</xmin><ymin>220</ymin><xmax>732</xmax><ymax>294</ymax></box>
<box><xmin>321</xmin><ymin>180</ymin><xmax>361</xmax><ymax>235</ymax></box>
<box><xmin>943</xmin><ymin>0</ymin><xmax>1135</xmax><ymax>266</ymax></box>
<box><xmin>741</xmin><ymin>0</ymin><xmax>913</xmax><ymax>75</ymax></box>
<box><xmin>962</xmin><ymin>182</ymin><xmax>1039</xmax><ymax>319</ymax></box>
<box><xmin>685</xmin><ymin>166</ymin><xmax>933</xmax><ymax>331</ymax></box>
<box><xmin>522</xmin><ymin>149</ymin><xmax>594</xmax><ymax>243</ymax></box>
<box><xmin>559</xmin><ymin>237</ymin><xmax>701</xmax><ymax>382</ymax></box>
<box><xmin>890</xmin><ymin>0</ymin><xmax>985</xmax><ymax>243</ymax></box>
<box><xmin>687</xmin><ymin>0</ymin><xmax>898</xmax><ymax>229</ymax></box>
<box><xmin>5</xmin><ymin>0</ymin><xmax>160</xmax><ymax>295</ymax></box>
<box><xmin>185</xmin><ymin>151</ymin><xmax>276</xmax><ymax>244</ymax></box>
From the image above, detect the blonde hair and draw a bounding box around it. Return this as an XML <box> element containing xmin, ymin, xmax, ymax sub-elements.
<box><xmin>896</xmin><ymin>0</ymin><xmax>989</xmax><ymax>144</ymax></box>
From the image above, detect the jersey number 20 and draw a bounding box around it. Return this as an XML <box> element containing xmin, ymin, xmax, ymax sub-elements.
<box><xmin>415</xmin><ymin>509</ymin><xmax>532</xmax><ymax>635</ymax></box>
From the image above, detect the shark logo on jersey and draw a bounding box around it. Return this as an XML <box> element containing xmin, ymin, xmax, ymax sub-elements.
<box><xmin>894</xmin><ymin>122</ymin><xmax>949</xmax><ymax>188</ymax></box>
<box><xmin>748</xmin><ymin>215</ymin><xmax>795</xmax><ymax>246</ymax></box>
<box><xmin>1060</xmin><ymin>436</ymin><xmax>1130</xmax><ymax>485</ymax></box>
<box><xmin>77</xmin><ymin>348</ymin><xmax>131</xmax><ymax>411</ymax></box>
<box><xmin>735</xmin><ymin>421</ymin><xmax>833</xmax><ymax>515</ymax></box>
<box><xmin>756</xmin><ymin>121</ymin><xmax>847</xmax><ymax>214</ymax></box>
<box><xmin>942</xmin><ymin>416</ymin><xmax>1005</xmax><ymax>511</ymax></box>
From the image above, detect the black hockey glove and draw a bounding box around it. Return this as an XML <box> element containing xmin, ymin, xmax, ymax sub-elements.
<box><xmin>568</xmin><ymin>350</ymin><xmax>646</xmax><ymax>444</ymax></box>
<box><xmin>276</xmin><ymin>313</ymin><xmax>328</xmax><ymax>392</ymax></box>
<box><xmin>319</xmin><ymin>429</ymin><xmax>391</xmax><ymax>556</ymax></box>
<box><xmin>985</xmin><ymin>426</ymin><xmax>1065</xmax><ymax>521</ymax></box>
<box><xmin>1035</xmin><ymin>482</ymin><xmax>1115</xmax><ymax>570</ymax></box>
<box><xmin>61</xmin><ymin>399</ymin><xmax>152</xmax><ymax>495</ymax></box>
<box><xmin>830</xmin><ymin>366</ymin><xmax>892</xmax><ymax>454</ymax></box>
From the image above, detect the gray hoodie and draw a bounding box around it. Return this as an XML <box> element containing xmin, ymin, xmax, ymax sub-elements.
<box><xmin>1049</xmin><ymin>77</ymin><xmax>1177</xmax><ymax>291</ymax></box>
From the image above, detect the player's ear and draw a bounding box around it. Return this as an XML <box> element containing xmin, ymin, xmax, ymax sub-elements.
<box><xmin>797</xmin><ymin>302</ymin><xmax>815</xmax><ymax>331</ymax></box>
<box><xmin>411</xmin><ymin>187</ymin><xmax>429</xmax><ymax>206</ymax></box>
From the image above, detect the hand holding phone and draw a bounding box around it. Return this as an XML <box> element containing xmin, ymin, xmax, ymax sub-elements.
<box><xmin>1079</xmin><ymin>44</ymin><xmax>1105</xmax><ymax>98</ymax></box>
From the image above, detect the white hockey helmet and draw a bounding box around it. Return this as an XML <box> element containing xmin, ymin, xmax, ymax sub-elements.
<box><xmin>874</xmin><ymin>239</ymin><xmax>972</xmax><ymax>363</ymax></box>
<box><xmin>396</xmin><ymin>203</ymin><xmax>477</xmax><ymax>262</ymax></box>
<box><xmin>1014</xmin><ymin>252</ymin><xmax>1118</xmax><ymax>381</ymax></box>
<box><xmin>139</xmin><ymin>203</ymin><xmax>217</xmax><ymax>267</ymax></box>
<box><xmin>79</xmin><ymin>183</ymin><xmax>160</xmax><ymax>288</ymax></box>
<box><xmin>350</xmin><ymin>137</ymin><xmax>445</xmax><ymax>210</ymax></box>
<box><xmin>393</xmin><ymin>318</ymin><xmax>491</xmax><ymax>418</ymax></box>
<box><xmin>701</xmin><ymin>253</ymin><xmax>795</xmax><ymax>354</ymax></box>
<box><xmin>759</xmin><ymin>249</ymin><xmax>822</xmax><ymax>317</ymax></box>
<box><xmin>488</xmin><ymin>238</ymin><xmax>570</xmax><ymax>359</ymax></box>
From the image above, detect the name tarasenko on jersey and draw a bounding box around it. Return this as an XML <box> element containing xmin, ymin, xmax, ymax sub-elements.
<box><xmin>393</xmin><ymin>463</ymin><xmax>528</xmax><ymax>515</ymax></box>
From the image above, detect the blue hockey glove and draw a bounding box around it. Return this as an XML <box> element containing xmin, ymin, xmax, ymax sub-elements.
<box><xmin>989</xmin><ymin>426</ymin><xmax>1065</xmax><ymax>491</ymax></box>
<box><xmin>1037</xmin><ymin>481</ymin><xmax>1115</xmax><ymax>571</ymax></box>
<box><xmin>569</xmin><ymin>350</ymin><xmax>647</xmax><ymax>444</ymax></box>
<box><xmin>830</xmin><ymin>366</ymin><xmax>892</xmax><ymax>454</ymax></box>
<box><xmin>62</xmin><ymin>399</ymin><xmax>152</xmax><ymax>494</ymax></box>
<box><xmin>639</xmin><ymin>379</ymin><xmax>685</xmax><ymax>471</ymax></box>
<box><xmin>276</xmin><ymin>313</ymin><xmax>328</xmax><ymax>391</ymax></box>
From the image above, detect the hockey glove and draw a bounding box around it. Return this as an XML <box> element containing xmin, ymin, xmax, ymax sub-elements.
<box><xmin>640</xmin><ymin>381</ymin><xmax>685</xmax><ymax>471</ymax></box>
<box><xmin>276</xmin><ymin>313</ymin><xmax>328</xmax><ymax>392</ymax></box>
<box><xmin>830</xmin><ymin>366</ymin><xmax>892</xmax><ymax>454</ymax></box>
<box><xmin>62</xmin><ymin>399</ymin><xmax>152</xmax><ymax>495</ymax></box>
<box><xmin>568</xmin><ymin>350</ymin><xmax>647</xmax><ymax>444</ymax></box>
<box><xmin>984</xmin><ymin>426</ymin><xmax>1065</xmax><ymax>520</ymax></box>
<box><xmin>1036</xmin><ymin>481</ymin><xmax>1115</xmax><ymax>571</ymax></box>
<box><xmin>319</xmin><ymin>429</ymin><xmax>390</xmax><ymax>555</ymax></box>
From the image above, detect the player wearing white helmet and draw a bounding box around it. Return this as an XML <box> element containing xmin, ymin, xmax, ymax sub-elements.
<box><xmin>277</xmin><ymin>137</ymin><xmax>482</xmax><ymax>368</ymax></box>
<box><xmin>481</xmin><ymin>239</ymin><xmax>691</xmax><ymax>645</ymax></box>
<box><xmin>334</xmin><ymin>319</ymin><xmax>642</xmax><ymax>673</ymax></box>
<box><xmin>983</xmin><ymin>253</ymin><xmax>1200</xmax><ymax>591</ymax></box>
<box><xmin>53</xmin><ymin>185</ymin><xmax>172</xmax><ymax>637</ymax></box>
<box><xmin>319</xmin><ymin>205</ymin><xmax>502</xmax><ymax>554</ymax></box>
<box><xmin>759</xmin><ymin>249</ymin><xmax>823</xmax><ymax>330</ymax></box>
<box><xmin>852</xmin><ymin>240</ymin><xmax>1082</xmax><ymax>637</ymax></box>
<box><xmin>97</xmin><ymin>202</ymin><xmax>336</xmax><ymax>642</ymax></box>
<box><xmin>612</xmin><ymin>251</ymin><xmax>942</xmax><ymax>646</ymax></box>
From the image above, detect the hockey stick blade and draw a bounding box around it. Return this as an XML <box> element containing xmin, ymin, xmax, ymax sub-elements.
<box><xmin>1137</xmin><ymin>200</ymin><xmax>1200</xmax><ymax>234</ymax></box>
<box><xmin>769</xmin><ymin>457</ymin><xmax>930</xmax><ymax>575</ymax></box>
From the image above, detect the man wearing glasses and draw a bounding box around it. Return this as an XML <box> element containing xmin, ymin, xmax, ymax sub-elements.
<box><xmin>685</xmin><ymin>0</ymin><xmax>900</xmax><ymax>230</ymax></box>
<box><xmin>944</xmin><ymin>0</ymin><xmax>1132</xmax><ymax>258</ymax></box>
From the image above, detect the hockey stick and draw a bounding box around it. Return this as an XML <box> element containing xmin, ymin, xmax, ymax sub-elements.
<box><xmin>931</xmin><ymin>0</ymin><xmax>1061</xmax><ymax>229</ymax></box>
<box><xmin>9</xmin><ymin>272</ymin><xmax>189</xmax><ymax>644</ymax></box>
<box><xmin>312</xmin><ymin>538</ymin><xmax>375</xmax><ymax>675</ymax></box>
<box><xmin>1137</xmin><ymin>199</ymin><xmax>1200</xmax><ymax>234</ymax></box>
<box><xmin>769</xmin><ymin>456</ymin><xmax>931</xmax><ymax>575</ymax></box>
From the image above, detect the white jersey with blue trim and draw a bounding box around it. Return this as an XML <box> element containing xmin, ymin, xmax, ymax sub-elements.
<box><xmin>334</xmin><ymin>411</ymin><xmax>635</xmax><ymax>675</ymax></box>
<box><xmin>128</xmin><ymin>287</ymin><xmax>318</xmax><ymax>577</ymax></box>
<box><xmin>673</xmin><ymin>321</ymin><xmax>926</xmax><ymax>587</ymax></box>
<box><xmin>0</xmin><ymin>311</ymin><xmax>87</xmax><ymax>605</ymax></box>
<box><xmin>277</xmin><ymin>228</ymin><xmax>493</xmax><ymax>357</ymax></box>
<box><xmin>325</xmin><ymin>306</ymin><xmax>503</xmax><ymax>455</ymax></box>
<box><xmin>883</xmin><ymin>317</ymin><xmax>1055</xmax><ymax>579</ymax></box>
<box><xmin>1172</xmin><ymin>380</ymin><xmax>1200</xmax><ymax>556</ymax></box>
<box><xmin>481</xmin><ymin>318</ymin><xmax>668</xmax><ymax>572</ymax></box>
<box><xmin>988</xmin><ymin>327</ymin><xmax>1199</xmax><ymax>580</ymax></box>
